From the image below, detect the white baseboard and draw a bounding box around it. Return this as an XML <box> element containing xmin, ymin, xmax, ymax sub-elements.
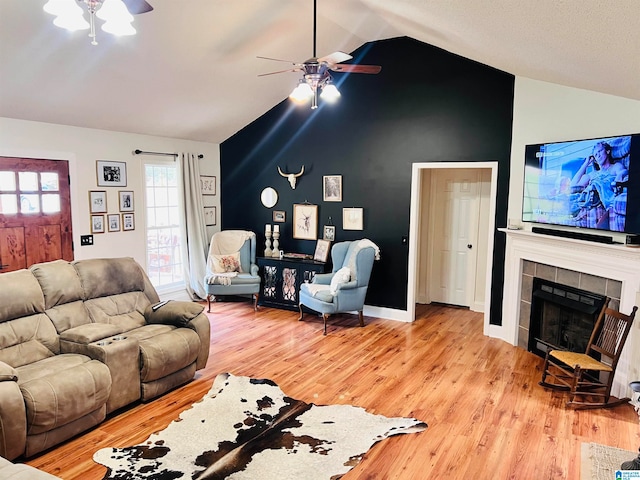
<box><xmin>363</xmin><ymin>305</ymin><xmax>412</xmax><ymax>322</ymax></box>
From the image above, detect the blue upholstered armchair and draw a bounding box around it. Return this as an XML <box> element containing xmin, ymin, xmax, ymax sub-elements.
<box><xmin>204</xmin><ymin>230</ymin><xmax>260</xmax><ymax>312</ymax></box>
<box><xmin>298</xmin><ymin>240</ymin><xmax>377</xmax><ymax>335</ymax></box>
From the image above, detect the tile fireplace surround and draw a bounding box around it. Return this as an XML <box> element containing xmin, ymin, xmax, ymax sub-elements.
<box><xmin>502</xmin><ymin>229</ymin><xmax>640</xmax><ymax>399</ymax></box>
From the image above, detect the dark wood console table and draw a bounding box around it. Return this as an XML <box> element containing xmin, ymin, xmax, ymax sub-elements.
<box><xmin>257</xmin><ymin>257</ymin><xmax>328</xmax><ymax>310</ymax></box>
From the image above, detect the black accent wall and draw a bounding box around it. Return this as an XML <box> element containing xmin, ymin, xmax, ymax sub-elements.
<box><xmin>220</xmin><ymin>37</ymin><xmax>513</xmax><ymax>325</ymax></box>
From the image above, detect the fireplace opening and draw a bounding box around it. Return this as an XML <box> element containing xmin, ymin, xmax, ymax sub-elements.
<box><xmin>528</xmin><ymin>278</ymin><xmax>607</xmax><ymax>359</ymax></box>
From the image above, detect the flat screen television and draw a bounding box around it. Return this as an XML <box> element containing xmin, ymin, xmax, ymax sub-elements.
<box><xmin>522</xmin><ymin>133</ymin><xmax>640</xmax><ymax>235</ymax></box>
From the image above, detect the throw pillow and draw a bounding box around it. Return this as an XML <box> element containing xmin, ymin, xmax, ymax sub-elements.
<box><xmin>210</xmin><ymin>252</ymin><xmax>242</xmax><ymax>273</ymax></box>
<box><xmin>144</xmin><ymin>301</ymin><xmax>205</xmax><ymax>327</ymax></box>
<box><xmin>330</xmin><ymin>267</ymin><xmax>351</xmax><ymax>295</ymax></box>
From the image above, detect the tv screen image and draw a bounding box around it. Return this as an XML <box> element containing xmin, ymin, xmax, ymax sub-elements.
<box><xmin>522</xmin><ymin>133</ymin><xmax>640</xmax><ymax>234</ymax></box>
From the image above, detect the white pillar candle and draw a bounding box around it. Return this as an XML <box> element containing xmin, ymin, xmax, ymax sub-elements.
<box><xmin>266</xmin><ymin>224</ymin><xmax>271</xmax><ymax>232</ymax></box>
<box><xmin>273</xmin><ymin>225</ymin><xmax>280</xmax><ymax>233</ymax></box>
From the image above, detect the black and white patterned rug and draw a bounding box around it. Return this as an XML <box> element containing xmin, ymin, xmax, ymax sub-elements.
<box><xmin>94</xmin><ymin>372</ymin><xmax>427</xmax><ymax>479</ymax></box>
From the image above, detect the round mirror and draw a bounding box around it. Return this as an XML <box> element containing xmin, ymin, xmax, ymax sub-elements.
<box><xmin>260</xmin><ymin>187</ymin><xmax>278</xmax><ymax>208</ymax></box>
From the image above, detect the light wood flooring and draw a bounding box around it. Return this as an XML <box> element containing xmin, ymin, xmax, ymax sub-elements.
<box><xmin>25</xmin><ymin>302</ymin><xmax>640</xmax><ymax>479</ymax></box>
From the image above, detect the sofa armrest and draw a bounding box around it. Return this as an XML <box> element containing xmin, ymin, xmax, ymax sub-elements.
<box><xmin>0</xmin><ymin>360</ymin><xmax>17</xmax><ymax>382</ymax></box>
<box><xmin>313</xmin><ymin>273</ymin><xmax>334</xmax><ymax>285</ymax></box>
<box><xmin>251</xmin><ymin>263</ymin><xmax>259</xmax><ymax>276</ymax></box>
<box><xmin>0</xmin><ymin>361</ymin><xmax>27</xmax><ymax>460</ymax></box>
<box><xmin>185</xmin><ymin>312</ymin><xmax>211</xmax><ymax>370</ymax></box>
<box><xmin>60</xmin><ymin>323</ymin><xmax>125</xmax><ymax>344</ymax></box>
<box><xmin>60</xmin><ymin>334</ymin><xmax>141</xmax><ymax>413</ymax></box>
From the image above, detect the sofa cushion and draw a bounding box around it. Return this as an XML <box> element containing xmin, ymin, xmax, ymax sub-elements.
<box><xmin>84</xmin><ymin>292</ymin><xmax>150</xmax><ymax>330</ymax></box>
<box><xmin>73</xmin><ymin>257</ymin><xmax>145</xmax><ymax>299</ymax></box>
<box><xmin>0</xmin><ymin>269</ymin><xmax>45</xmax><ymax>323</ymax></box>
<box><xmin>30</xmin><ymin>260</ymin><xmax>84</xmax><ymax>309</ymax></box>
<box><xmin>17</xmin><ymin>354</ymin><xmax>111</xmax><ymax>435</ymax></box>
<box><xmin>45</xmin><ymin>300</ymin><xmax>92</xmax><ymax>334</ymax></box>
<box><xmin>0</xmin><ymin>313</ymin><xmax>59</xmax><ymax>368</ymax></box>
<box><xmin>144</xmin><ymin>301</ymin><xmax>205</xmax><ymax>327</ymax></box>
<box><xmin>60</xmin><ymin>323</ymin><xmax>125</xmax><ymax>344</ymax></box>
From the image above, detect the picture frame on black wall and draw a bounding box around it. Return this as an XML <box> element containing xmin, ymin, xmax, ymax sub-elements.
<box><xmin>323</xmin><ymin>175</ymin><xmax>342</xmax><ymax>202</ymax></box>
<box><xmin>273</xmin><ymin>210</ymin><xmax>285</xmax><ymax>222</ymax></box>
<box><xmin>293</xmin><ymin>203</ymin><xmax>318</xmax><ymax>240</ymax></box>
<box><xmin>323</xmin><ymin>225</ymin><xmax>335</xmax><ymax>241</ymax></box>
<box><xmin>343</xmin><ymin>207</ymin><xmax>363</xmax><ymax>230</ymax></box>
<box><xmin>313</xmin><ymin>239</ymin><xmax>331</xmax><ymax>262</ymax></box>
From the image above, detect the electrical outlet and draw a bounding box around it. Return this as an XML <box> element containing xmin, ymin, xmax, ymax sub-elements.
<box><xmin>80</xmin><ymin>235</ymin><xmax>93</xmax><ymax>246</ymax></box>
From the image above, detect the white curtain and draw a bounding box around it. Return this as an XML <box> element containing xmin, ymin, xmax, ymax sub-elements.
<box><xmin>179</xmin><ymin>152</ymin><xmax>209</xmax><ymax>300</ymax></box>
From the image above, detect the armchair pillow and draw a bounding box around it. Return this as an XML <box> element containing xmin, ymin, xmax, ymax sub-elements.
<box><xmin>209</xmin><ymin>252</ymin><xmax>242</xmax><ymax>273</ymax></box>
<box><xmin>144</xmin><ymin>301</ymin><xmax>205</xmax><ymax>327</ymax></box>
<box><xmin>330</xmin><ymin>267</ymin><xmax>351</xmax><ymax>295</ymax></box>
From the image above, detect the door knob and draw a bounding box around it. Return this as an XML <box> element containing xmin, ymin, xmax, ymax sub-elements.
<box><xmin>467</xmin><ymin>244</ymin><xmax>472</xmax><ymax>249</ymax></box>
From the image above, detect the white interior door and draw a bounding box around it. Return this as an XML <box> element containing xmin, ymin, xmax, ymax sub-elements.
<box><xmin>428</xmin><ymin>169</ymin><xmax>480</xmax><ymax>307</ymax></box>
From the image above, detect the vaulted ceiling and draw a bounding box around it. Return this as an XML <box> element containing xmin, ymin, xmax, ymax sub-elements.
<box><xmin>1</xmin><ymin>1</ymin><xmax>638</xmax><ymax>144</ymax></box>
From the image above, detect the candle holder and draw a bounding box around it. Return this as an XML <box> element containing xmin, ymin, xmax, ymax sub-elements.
<box><xmin>271</xmin><ymin>231</ymin><xmax>280</xmax><ymax>257</ymax></box>
<box><xmin>264</xmin><ymin>231</ymin><xmax>273</xmax><ymax>257</ymax></box>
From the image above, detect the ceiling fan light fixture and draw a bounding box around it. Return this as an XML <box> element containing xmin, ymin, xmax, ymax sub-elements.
<box><xmin>320</xmin><ymin>83</ymin><xmax>340</xmax><ymax>102</ymax></box>
<box><xmin>289</xmin><ymin>82</ymin><xmax>314</xmax><ymax>103</ymax></box>
<box><xmin>45</xmin><ymin>0</ymin><xmax>90</xmax><ymax>31</ymax></box>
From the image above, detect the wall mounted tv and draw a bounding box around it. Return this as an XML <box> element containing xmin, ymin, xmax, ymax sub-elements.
<box><xmin>522</xmin><ymin>133</ymin><xmax>640</xmax><ymax>235</ymax></box>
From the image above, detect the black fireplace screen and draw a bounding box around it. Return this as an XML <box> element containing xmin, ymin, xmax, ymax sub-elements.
<box><xmin>528</xmin><ymin>278</ymin><xmax>607</xmax><ymax>358</ymax></box>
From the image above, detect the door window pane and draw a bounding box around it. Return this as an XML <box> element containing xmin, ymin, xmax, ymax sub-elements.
<box><xmin>42</xmin><ymin>194</ymin><xmax>61</xmax><ymax>213</ymax></box>
<box><xmin>18</xmin><ymin>172</ymin><xmax>39</xmax><ymax>191</ymax></box>
<box><xmin>0</xmin><ymin>171</ymin><xmax>16</xmax><ymax>191</ymax></box>
<box><xmin>20</xmin><ymin>194</ymin><xmax>40</xmax><ymax>213</ymax></box>
<box><xmin>0</xmin><ymin>194</ymin><xmax>18</xmax><ymax>214</ymax></box>
<box><xmin>41</xmin><ymin>172</ymin><xmax>59</xmax><ymax>191</ymax></box>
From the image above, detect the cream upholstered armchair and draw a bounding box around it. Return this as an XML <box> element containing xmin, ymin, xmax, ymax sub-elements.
<box><xmin>204</xmin><ymin>230</ymin><xmax>260</xmax><ymax>311</ymax></box>
<box><xmin>298</xmin><ymin>240</ymin><xmax>378</xmax><ymax>335</ymax></box>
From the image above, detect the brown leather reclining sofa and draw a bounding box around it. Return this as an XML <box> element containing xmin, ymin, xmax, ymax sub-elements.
<box><xmin>0</xmin><ymin>257</ymin><xmax>210</xmax><ymax>461</ymax></box>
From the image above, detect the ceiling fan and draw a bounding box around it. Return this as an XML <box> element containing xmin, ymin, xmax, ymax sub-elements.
<box><xmin>258</xmin><ymin>0</ymin><xmax>381</xmax><ymax>109</ymax></box>
<box><xmin>44</xmin><ymin>0</ymin><xmax>153</xmax><ymax>45</ymax></box>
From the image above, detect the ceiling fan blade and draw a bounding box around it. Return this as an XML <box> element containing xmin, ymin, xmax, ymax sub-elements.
<box><xmin>257</xmin><ymin>56</ymin><xmax>299</xmax><ymax>65</ymax></box>
<box><xmin>330</xmin><ymin>64</ymin><xmax>382</xmax><ymax>74</ymax></box>
<box><xmin>258</xmin><ymin>67</ymin><xmax>303</xmax><ymax>77</ymax></box>
<box><xmin>318</xmin><ymin>51</ymin><xmax>352</xmax><ymax>65</ymax></box>
<box><xmin>122</xmin><ymin>0</ymin><xmax>153</xmax><ymax>14</ymax></box>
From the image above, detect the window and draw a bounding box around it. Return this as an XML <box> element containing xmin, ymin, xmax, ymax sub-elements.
<box><xmin>0</xmin><ymin>170</ymin><xmax>61</xmax><ymax>215</ymax></box>
<box><xmin>145</xmin><ymin>163</ymin><xmax>184</xmax><ymax>289</ymax></box>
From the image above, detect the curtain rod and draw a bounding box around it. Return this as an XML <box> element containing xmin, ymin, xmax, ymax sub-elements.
<box><xmin>133</xmin><ymin>149</ymin><xmax>204</xmax><ymax>159</ymax></box>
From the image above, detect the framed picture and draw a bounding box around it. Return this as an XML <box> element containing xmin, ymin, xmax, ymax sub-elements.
<box><xmin>343</xmin><ymin>207</ymin><xmax>364</xmax><ymax>230</ymax></box>
<box><xmin>323</xmin><ymin>225</ymin><xmax>336</xmax><ymax>241</ymax></box>
<box><xmin>273</xmin><ymin>210</ymin><xmax>286</xmax><ymax>222</ymax></box>
<box><xmin>200</xmin><ymin>175</ymin><xmax>216</xmax><ymax>195</ymax></box>
<box><xmin>293</xmin><ymin>204</ymin><xmax>318</xmax><ymax>240</ymax></box>
<box><xmin>118</xmin><ymin>190</ymin><xmax>134</xmax><ymax>212</ymax></box>
<box><xmin>122</xmin><ymin>213</ymin><xmax>135</xmax><ymax>231</ymax></box>
<box><xmin>313</xmin><ymin>239</ymin><xmax>331</xmax><ymax>262</ymax></box>
<box><xmin>323</xmin><ymin>175</ymin><xmax>342</xmax><ymax>202</ymax></box>
<box><xmin>204</xmin><ymin>206</ymin><xmax>217</xmax><ymax>226</ymax></box>
<box><xmin>96</xmin><ymin>160</ymin><xmax>127</xmax><ymax>187</ymax></box>
<box><xmin>107</xmin><ymin>214</ymin><xmax>121</xmax><ymax>232</ymax></box>
<box><xmin>89</xmin><ymin>190</ymin><xmax>107</xmax><ymax>213</ymax></box>
<box><xmin>91</xmin><ymin>214</ymin><xmax>105</xmax><ymax>233</ymax></box>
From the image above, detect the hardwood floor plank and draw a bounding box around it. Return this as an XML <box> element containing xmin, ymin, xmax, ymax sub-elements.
<box><xmin>23</xmin><ymin>302</ymin><xmax>640</xmax><ymax>479</ymax></box>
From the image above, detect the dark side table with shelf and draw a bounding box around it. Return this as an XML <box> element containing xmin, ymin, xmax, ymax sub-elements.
<box><xmin>257</xmin><ymin>257</ymin><xmax>328</xmax><ymax>310</ymax></box>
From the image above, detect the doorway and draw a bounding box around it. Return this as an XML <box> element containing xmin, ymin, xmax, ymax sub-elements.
<box><xmin>0</xmin><ymin>157</ymin><xmax>73</xmax><ymax>272</ymax></box>
<box><xmin>407</xmin><ymin>162</ymin><xmax>497</xmax><ymax>332</ymax></box>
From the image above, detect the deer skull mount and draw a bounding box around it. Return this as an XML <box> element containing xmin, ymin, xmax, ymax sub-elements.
<box><xmin>278</xmin><ymin>166</ymin><xmax>305</xmax><ymax>189</ymax></box>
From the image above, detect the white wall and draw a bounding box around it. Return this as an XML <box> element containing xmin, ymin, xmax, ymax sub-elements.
<box><xmin>0</xmin><ymin>117</ymin><xmax>220</xmax><ymax>268</ymax></box>
<box><xmin>509</xmin><ymin>77</ymin><xmax>640</xmax><ymax>240</ymax></box>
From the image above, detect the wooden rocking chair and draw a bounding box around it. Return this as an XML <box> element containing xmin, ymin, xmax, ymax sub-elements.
<box><xmin>539</xmin><ymin>301</ymin><xmax>637</xmax><ymax>409</ymax></box>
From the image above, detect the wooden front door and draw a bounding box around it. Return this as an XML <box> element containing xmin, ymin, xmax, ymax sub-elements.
<box><xmin>0</xmin><ymin>157</ymin><xmax>73</xmax><ymax>273</ymax></box>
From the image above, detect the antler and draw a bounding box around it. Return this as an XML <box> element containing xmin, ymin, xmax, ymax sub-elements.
<box><xmin>294</xmin><ymin>166</ymin><xmax>305</xmax><ymax>177</ymax></box>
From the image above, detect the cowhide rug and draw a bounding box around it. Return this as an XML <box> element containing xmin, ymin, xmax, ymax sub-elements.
<box><xmin>94</xmin><ymin>372</ymin><xmax>427</xmax><ymax>479</ymax></box>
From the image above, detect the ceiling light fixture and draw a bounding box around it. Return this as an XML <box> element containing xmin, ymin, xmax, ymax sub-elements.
<box><xmin>43</xmin><ymin>0</ymin><xmax>136</xmax><ymax>46</ymax></box>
